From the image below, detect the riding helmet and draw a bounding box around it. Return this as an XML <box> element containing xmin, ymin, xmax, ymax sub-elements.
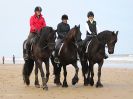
<box><xmin>34</xmin><ymin>6</ymin><xmax>42</xmax><ymax>12</ymax></box>
<box><xmin>61</xmin><ymin>14</ymin><xmax>68</xmax><ymax>20</ymax></box>
<box><xmin>87</xmin><ymin>11</ymin><xmax>94</xmax><ymax>17</ymax></box>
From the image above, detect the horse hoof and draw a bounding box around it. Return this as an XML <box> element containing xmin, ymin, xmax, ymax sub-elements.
<box><xmin>96</xmin><ymin>82</ymin><xmax>103</xmax><ymax>88</ymax></box>
<box><xmin>43</xmin><ymin>86</ymin><xmax>48</xmax><ymax>91</ymax></box>
<box><xmin>25</xmin><ymin>79</ymin><xmax>30</xmax><ymax>86</ymax></box>
<box><xmin>84</xmin><ymin>78</ymin><xmax>89</xmax><ymax>86</ymax></box>
<box><xmin>84</xmin><ymin>82</ymin><xmax>88</xmax><ymax>86</ymax></box>
<box><xmin>35</xmin><ymin>84</ymin><xmax>40</xmax><ymax>88</ymax></box>
<box><xmin>62</xmin><ymin>84</ymin><xmax>68</xmax><ymax>88</ymax></box>
<box><xmin>90</xmin><ymin>79</ymin><xmax>94</xmax><ymax>86</ymax></box>
<box><xmin>72</xmin><ymin>77</ymin><xmax>79</xmax><ymax>85</ymax></box>
<box><xmin>62</xmin><ymin>82</ymin><xmax>68</xmax><ymax>88</ymax></box>
<box><xmin>86</xmin><ymin>77</ymin><xmax>90</xmax><ymax>84</ymax></box>
<box><xmin>56</xmin><ymin>83</ymin><xmax>62</xmax><ymax>86</ymax></box>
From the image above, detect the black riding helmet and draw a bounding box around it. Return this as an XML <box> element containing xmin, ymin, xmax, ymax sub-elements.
<box><xmin>61</xmin><ymin>14</ymin><xmax>68</xmax><ymax>20</ymax></box>
<box><xmin>34</xmin><ymin>6</ymin><xmax>42</xmax><ymax>12</ymax></box>
<box><xmin>87</xmin><ymin>11</ymin><xmax>94</xmax><ymax>18</ymax></box>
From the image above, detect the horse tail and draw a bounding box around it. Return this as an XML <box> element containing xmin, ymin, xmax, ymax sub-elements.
<box><xmin>22</xmin><ymin>59</ymin><xmax>34</xmax><ymax>86</ymax></box>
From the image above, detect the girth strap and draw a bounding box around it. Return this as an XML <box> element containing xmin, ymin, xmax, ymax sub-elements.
<box><xmin>58</xmin><ymin>43</ymin><xmax>64</xmax><ymax>56</ymax></box>
<box><xmin>85</xmin><ymin>40</ymin><xmax>92</xmax><ymax>53</ymax></box>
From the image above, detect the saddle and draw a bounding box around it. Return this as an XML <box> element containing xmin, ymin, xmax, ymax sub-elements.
<box><xmin>24</xmin><ymin>36</ymin><xmax>39</xmax><ymax>55</ymax></box>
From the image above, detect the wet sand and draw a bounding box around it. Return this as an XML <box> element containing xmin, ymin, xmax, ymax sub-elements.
<box><xmin>0</xmin><ymin>64</ymin><xmax>133</xmax><ymax>99</ymax></box>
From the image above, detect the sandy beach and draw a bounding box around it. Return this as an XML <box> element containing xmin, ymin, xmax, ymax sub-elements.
<box><xmin>0</xmin><ymin>64</ymin><xmax>133</xmax><ymax>99</ymax></box>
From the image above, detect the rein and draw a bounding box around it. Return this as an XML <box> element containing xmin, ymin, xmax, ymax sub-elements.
<box><xmin>42</xmin><ymin>41</ymin><xmax>55</xmax><ymax>49</ymax></box>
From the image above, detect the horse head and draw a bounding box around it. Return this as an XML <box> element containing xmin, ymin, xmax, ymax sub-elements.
<box><xmin>65</xmin><ymin>25</ymin><xmax>81</xmax><ymax>43</ymax></box>
<box><xmin>39</xmin><ymin>27</ymin><xmax>56</xmax><ymax>50</ymax></box>
<box><xmin>98</xmin><ymin>30</ymin><xmax>118</xmax><ymax>54</ymax></box>
<box><xmin>107</xmin><ymin>31</ymin><xmax>118</xmax><ymax>54</ymax></box>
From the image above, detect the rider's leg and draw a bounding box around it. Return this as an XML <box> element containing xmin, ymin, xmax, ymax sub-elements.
<box><xmin>54</xmin><ymin>39</ymin><xmax>62</xmax><ymax>63</ymax></box>
<box><xmin>24</xmin><ymin>33</ymin><xmax>36</xmax><ymax>60</ymax></box>
<box><xmin>84</xmin><ymin>35</ymin><xmax>92</xmax><ymax>47</ymax></box>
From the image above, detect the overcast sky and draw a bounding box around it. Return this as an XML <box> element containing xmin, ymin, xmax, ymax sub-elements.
<box><xmin>0</xmin><ymin>0</ymin><xmax>133</xmax><ymax>57</ymax></box>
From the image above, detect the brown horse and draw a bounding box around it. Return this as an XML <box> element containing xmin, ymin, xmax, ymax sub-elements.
<box><xmin>51</xmin><ymin>25</ymin><xmax>81</xmax><ymax>87</ymax></box>
<box><xmin>80</xmin><ymin>30</ymin><xmax>118</xmax><ymax>87</ymax></box>
<box><xmin>23</xmin><ymin>27</ymin><xmax>56</xmax><ymax>90</ymax></box>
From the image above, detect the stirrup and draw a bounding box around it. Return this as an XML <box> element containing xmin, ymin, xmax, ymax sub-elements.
<box><xmin>54</xmin><ymin>58</ymin><xmax>60</xmax><ymax>63</ymax></box>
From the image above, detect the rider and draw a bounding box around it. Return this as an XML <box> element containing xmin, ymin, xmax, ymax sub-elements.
<box><xmin>54</xmin><ymin>14</ymin><xmax>70</xmax><ymax>63</ymax></box>
<box><xmin>24</xmin><ymin>6</ymin><xmax>46</xmax><ymax>60</ymax></box>
<box><xmin>86</xmin><ymin>11</ymin><xmax>97</xmax><ymax>38</ymax></box>
<box><xmin>85</xmin><ymin>11</ymin><xmax>108</xmax><ymax>59</ymax></box>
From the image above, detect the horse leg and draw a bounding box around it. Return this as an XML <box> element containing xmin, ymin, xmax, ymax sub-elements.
<box><xmin>81</xmin><ymin>60</ymin><xmax>88</xmax><ymax>86</ymax></box>
<box><xmin>34</xmin><ymin>62</ymin><xmax>40</xmax><ymax>88</ymax></box>
<box><xmin>62</xmin><ymin>65</ymin><xmax>68</xmax><ymax>87</ymax></box>
<box><xmin>86</xmin><ymin>62</ymin><xmax>91</xmax><ymax>85</ymax></box>
<box><xmin>45</xmin><ymin>59</ymin><xmax>50</xmax><ymax>83</ymax></box>
<box><xmin>96</xmin><ymin>60</ymin><xmax>104</xmax><ymax>88</ymax></box>
<box><xmin>55</xmin><ymin>64</ymin><xmax>62</xmax><ymax>86</ymax></box>
<box><xmin>72</xmin><ymin>62</ymin><xmax>79</xmax><ymax>85</ymax></box>
<box><xmin>89</xmin><ymin>61</ymin><xmax>95</xmax><ymax>86</ymax></box>
<box><xmin>37</xmin><ymin>60</ymin><xmax>48</xmax><ymax>90</ymax></box>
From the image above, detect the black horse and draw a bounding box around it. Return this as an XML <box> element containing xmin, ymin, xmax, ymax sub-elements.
<box><xmin>51</xmin><ymin>25</ymin><xmax>81</xmax><ymax>87</ymax></box>
<box><xmin>80</xmin><ymin>30</ymin><xmax>118</xmax><ymax>87</ymax></box>
<box><xmin>23</xmin><ymin>27</ymin><xmax>56</xmax><ymax>90</ymax></box>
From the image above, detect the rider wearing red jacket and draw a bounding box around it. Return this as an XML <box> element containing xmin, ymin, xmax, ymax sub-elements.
<box><xmin>24</xmin><ymin>6</ymin><xmax>46</xmax><ymax>60</ymax></box>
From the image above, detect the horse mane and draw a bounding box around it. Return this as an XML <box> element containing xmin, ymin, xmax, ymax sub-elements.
<box><xmin>97</xmin><ymin>30</ymin><xmax>115</xmax><ymax>43</ymax></box>
<box><xmin>65</xmin><ymin>28</ymin><xmax>74</xmax><ymax>40</ymax></box>
<box><xmin>38</xmin><ymin>26</ymin><xmax>54</xmax><ymax>47</ymax></box>
<box><xmin>64</xmin><ymin>26</ymin><xmax>79</xmax><ymax>43</ymax></box>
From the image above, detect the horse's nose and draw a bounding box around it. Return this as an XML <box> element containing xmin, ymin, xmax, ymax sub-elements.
<box><xmin>108</xmin><ymin>49</ymin><xmax>114</xmax><ymax>54</ymax></box>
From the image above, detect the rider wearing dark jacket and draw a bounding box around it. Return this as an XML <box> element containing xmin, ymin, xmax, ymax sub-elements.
<box><xmin>54</xmin><ymin>14</ymin><xmax>70</xmax><ymax>63</ymax></box>
<box><xmin>56</xmin><ymin>15</ymin><xmax>70</xmax><ymax>46</ymax></box>
<box><xmin>57</xmin><ymin>22</ymin><xmax>70</xmax><ymax>39</ymax></box>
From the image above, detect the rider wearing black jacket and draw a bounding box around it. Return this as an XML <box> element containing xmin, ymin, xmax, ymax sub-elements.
<box><xmin>57</xmin><ymin>21</ymin><xmax>70</xmax><ymax>39</ymax></box>
<box><xmin>54</xmin><ymin>14</ymin><xmax>70</xmax><ymax>63</ymax></box>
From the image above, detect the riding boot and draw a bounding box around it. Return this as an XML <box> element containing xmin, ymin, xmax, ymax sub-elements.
<box><xmin>24</xmin><ymin>42</ymin><xmax>31</xmax><ymax>60</ymax></box>
<box><xmin>54</xmin><ymin>46</ymin><xmax>60</xmax><ymax>63</ymax></box>
<box><xmin>24</xmin><ymin>50</ymin><xmax>30</xmax><ymax>60</ymax></box>
<box><xmin>83</xmin><ymin>35</ymin><xmax>92</xmax><ymax>47</ymax></box>
<box><xmin>104</xmin><ymin>53</ymin><xmax>108</xmax><ymax>59</ymax></box>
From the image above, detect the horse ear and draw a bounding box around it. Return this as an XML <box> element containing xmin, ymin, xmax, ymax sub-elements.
<box><xmin>54</xmin><ymin>29</ymin><xmax>57</xmax><ymax>33</ymax></box>
<box><xmin>49</xmin><ymin>27</ymin><xmax>53</xmax><ymax>32</ymax></box>
<box><xmin>112</xmin><ymin>31</ymin><xmax>115</xmax><ymax>35</ymax></box>
<box><xmin>116</xmin><ymin>31</ymin><xmax>119</xmax><ymax>35</ymax></box>
<box><xmin>74</xmin><ymin>25</ymin><xmax>77</xmax><ymax>28</ymax></box>
<box><xmin>78</xmin><ymin>25</ymin><xmax>80</xmax><ymax>29</ymax></box>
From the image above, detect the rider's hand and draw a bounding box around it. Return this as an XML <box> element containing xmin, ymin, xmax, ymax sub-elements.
<box><xmin>35</xmin><ymin>29</ymin><xmax>39</xmax><ymax>34</ymax></box>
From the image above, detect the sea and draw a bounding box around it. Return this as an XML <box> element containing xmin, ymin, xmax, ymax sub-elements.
<box><xmin>0</xmin><ymin>54</ymin><xmax>133</xmax><ymax>69</ymax></box>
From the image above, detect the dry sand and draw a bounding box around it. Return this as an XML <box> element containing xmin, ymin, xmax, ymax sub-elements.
<box><xmin>0</xmin><ymin>64</ymin><xmax>133</xmax><ymax>99</ymax></box>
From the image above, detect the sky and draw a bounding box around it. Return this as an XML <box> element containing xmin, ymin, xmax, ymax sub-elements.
<box><xmin>0</xmin><ymin>0</ymin><xmax>133</xmax><ymax>57</ymax></box>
